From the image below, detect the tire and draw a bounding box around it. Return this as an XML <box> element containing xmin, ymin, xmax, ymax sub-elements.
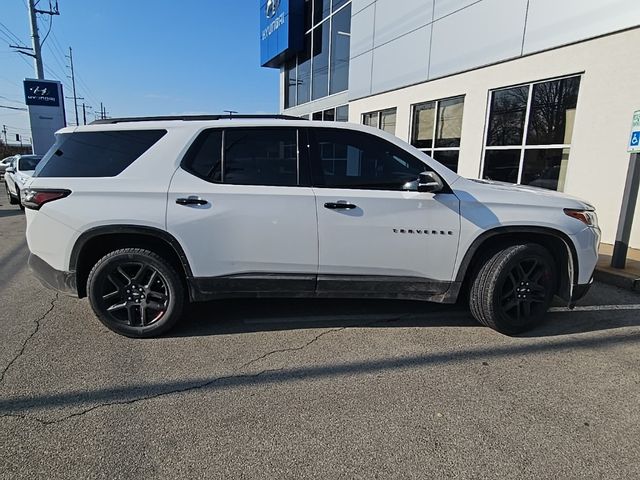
<box><xmin>6</xmin><ymin>183</ymin><xmax>18</xmax><ymax>205</ymax></box>
<box><xmin>469</xmin><ymin>243</ymin><xmax>556</xmax><ymax>335</ymax></box>
<box><xmin>15</xmin><ymin>186</ymin><xmax>24</xmax><ymax>210</ymax></box>
<box><xmin>87</xmin><ymin>248</ymin><xmax>184</xmax><ymax>338</ymax></box>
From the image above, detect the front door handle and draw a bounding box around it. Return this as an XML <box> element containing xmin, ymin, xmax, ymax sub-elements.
<box><xmin>324</xmin><ymin>201</ymin><xmax>357</xmax><ymax>210</ymax></box>
<box><xmin>176</xmin><ymin>196</ymin><xmax>208</xmax><ymax>206</ymax></box>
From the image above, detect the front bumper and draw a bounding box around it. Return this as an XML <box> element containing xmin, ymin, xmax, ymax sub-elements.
<box><xmin>569</xmin><ymin>279</ymin><xmax>593</xmax><ymax>307</ymax></box>
<box><xmin>28</xmin><ymin>253</ymin><xmax>78</xmax><ymax>297</ymax></box>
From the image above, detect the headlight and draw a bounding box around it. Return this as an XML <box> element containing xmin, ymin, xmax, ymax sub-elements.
<box><xmin>564</xmin><ymin>208</ymin><xmax>598</xmax><ymax>228</ymax></box>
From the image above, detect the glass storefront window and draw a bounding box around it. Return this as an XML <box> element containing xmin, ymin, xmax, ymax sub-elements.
<box><xmin>310</xmin><ymin>105</ymin><xmax>349</xmax><ymax>122</ymax></box>
<box><xmin>362</xmin><ymin>108</ymin><xmax>396</xmax><ymax>134</ymax></box>
<box><xmin>486</xmin><ymin>86</ymin><xmax>528</xmax><ymax>146</ymax></box>
<box><xmin>336</xmin><ymin>105</ymin><xmax>349</xmax><ymax>122</ymax></box>
<box><xmin>330</xmin><ymin>4</ymin><xmax>351</xmax><ymax>95</ymax></box>
<box><xmin>410</xmin><ymin>95</ymin><xmax>465</xmax><ymax>173</ymax></box>
<box><xmin>283</xmin><ymin>1</ymin><xmax>352</xmax><ymax>108</ymax></box>
<box><xmin>482</xmin><ymin>75</ymin><xmax>581</xmax><ymax>191</ymax></box>
<box><xmin>526</xmin><ymin>77</ymin><xmax>580</xmax><ymax>146</ymax></box>
<box><xmin>312</xmin><ymin>21</ymin><xmax>330</xmax><ymax>100</ymax></box>
<box><xmin>380</xmin><ymin>109</ymin><xmax>396</xmax><ymax>134</ymax></box>
<box><xmin>483</xmin><ymin>150</ymin><xmax>520</xmax><ymax>184</ymax></box>
<box><xmin>284</xmin><ymin>59</ymin><xmax>297</xmax><ymax>109</ymax></box>
<box><xmin>412</xmin><ymin>101</ymin><xmax>435</xmax><ymax>149</ymax></box>
<box><xmin>362</xmin><ymin>112</ymin><xmax>379</xmax><ymax>129</ymax></box>
<box><xmin>297</xmin><ymin>35</ymin><xmax>312</xmax><ymax>105</ymax></box>
<box><xmin>521</xmin><ymin>148</ymin><xmax>570</xmax><ymax>191</ymax></box>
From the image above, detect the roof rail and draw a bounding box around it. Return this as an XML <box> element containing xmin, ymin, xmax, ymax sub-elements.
<box><xmin>90</xmin><ymin>114</ymin><xmax>305</xmax><ymax>125</ymax></box>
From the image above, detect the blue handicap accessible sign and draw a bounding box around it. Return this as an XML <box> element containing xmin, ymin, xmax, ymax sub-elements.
<box><xmin>630</xmin><ymin>131</ymin><xmax>640</xmax><ymax>151</ymax></box>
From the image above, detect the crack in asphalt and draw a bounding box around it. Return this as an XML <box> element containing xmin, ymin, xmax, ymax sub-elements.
<box><xmin>1</xmin><ymin>313</ymin><xmax>412</xmax><ymax>426</ymax></box>
<box><xmin>239</xmin><ymin>326</ymin><xmax>347</xmax><ymax>370</ymax></box>
<box><xmin>0</xmin><ymin>292</ymin><xmax>59</xmax><ymax>387</ymax></box>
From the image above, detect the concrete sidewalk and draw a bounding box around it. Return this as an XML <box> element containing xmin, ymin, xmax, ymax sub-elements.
<box><xmin>594</xmin><ymin>243</ymin><xmax>640</xmax><ymax>292</ymax></box>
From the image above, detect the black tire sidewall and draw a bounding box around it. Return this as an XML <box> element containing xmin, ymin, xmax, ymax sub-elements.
<box><xmin>87</xmin><ymin>249</ymin><xmax>184</xmax><ymax>338</ymax></box>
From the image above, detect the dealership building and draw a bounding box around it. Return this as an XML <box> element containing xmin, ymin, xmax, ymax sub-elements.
<box><xmin>261</xmin><ymin>0</ymin><xmax>640</xmax><ymax>249</ymax></box>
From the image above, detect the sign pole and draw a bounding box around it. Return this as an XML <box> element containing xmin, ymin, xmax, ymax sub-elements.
<box><xmin>611</xmin><ymin>110</ymin><xmax>640</xmax><ymax>268</ymax></box>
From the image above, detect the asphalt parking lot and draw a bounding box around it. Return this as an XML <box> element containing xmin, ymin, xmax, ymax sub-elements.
<box><xmin>1</xmin><ymin>184</ymin><xmax>639</xmax><ymax>479</ymax></box>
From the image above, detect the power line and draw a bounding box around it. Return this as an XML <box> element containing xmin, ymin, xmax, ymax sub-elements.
<box><xmin>0</xmin><ymin>21</ymin><xmax>28</xmax><ymax>47</ymax></box>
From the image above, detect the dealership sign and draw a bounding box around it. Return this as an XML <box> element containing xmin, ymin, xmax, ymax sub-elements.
<box><xmin>629</xmin><ymin>110</ymin><xmax>640</xmax><ymax>153</ymax></box>
<box><xmin>260</xmin><ymin>0</ymin><xmax>304</xmax><ymax>68</ymax></box>
<box><xmin>24</xmin><ymin>79</ymin><xmax>61</xmax><ymax>107</ymax></box>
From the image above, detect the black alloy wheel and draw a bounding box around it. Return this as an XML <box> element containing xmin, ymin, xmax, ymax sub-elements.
<box><xmin>87</xmin><ymin>248</ymin><xmax>184</xmax><ymax>337</ymax></box>
<box><xmin>100</xmin><ymin>261</ymin><xmax>169</xmax><ymax>327</ymax></box>
<box><xmin>469</xmin><ymin>243</ymin><xmax>556</xmax><ymax>334</ymax></box>
<box><xmin>498</xmin><ymin>256</ymin><xmax>553</xmax><ymax>326</ymax></box>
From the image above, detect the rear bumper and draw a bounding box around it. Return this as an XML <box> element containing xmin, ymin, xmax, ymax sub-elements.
<box><xmin>28</xmin><ymin>253</ymin><xmax>78</xmax><ymax>297</ymax></box>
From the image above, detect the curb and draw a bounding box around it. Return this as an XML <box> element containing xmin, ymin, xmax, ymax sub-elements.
<box><xmin>594</xmin><ymin>267</ymin><xmax>640</xmax><ymax>292</ymax></box>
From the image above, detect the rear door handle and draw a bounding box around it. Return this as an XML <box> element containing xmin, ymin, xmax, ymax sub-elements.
<box><xmin>324</xmin><ymin>202</ymin><xmax>357</xmax><ymax>210</ymax></box>
<box><xmin>176</xmin><ymin>196</ymin><xmax>208</xmax><ymax>206</ymax></box>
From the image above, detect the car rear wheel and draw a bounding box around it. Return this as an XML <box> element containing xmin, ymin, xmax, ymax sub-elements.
<box><xmin>469</xmin><ymin>243</ymin><xmax>556</xmax><ymax>335</ymax></box>
<box><xmin>87</xmin><ymin>248</ymin><xmax>184</xmax><ymax>338</ymax></box>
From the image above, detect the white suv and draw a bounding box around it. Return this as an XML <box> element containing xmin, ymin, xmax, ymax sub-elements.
<box><xmin>23</xmin><ymin>115</ymin><xmax>600</xmax><ymax>337</ymax></box>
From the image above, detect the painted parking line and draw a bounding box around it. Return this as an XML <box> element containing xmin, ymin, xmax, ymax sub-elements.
<box><xmin>550</xmin><ymin>304</ymin><xmax>640</xmax><ymax>313</ymax></box>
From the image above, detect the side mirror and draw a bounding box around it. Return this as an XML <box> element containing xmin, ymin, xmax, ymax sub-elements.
<box><xmin>418</xmin><ymin>171</ymin><xmax>444</xmax><ymax>193</ymax></box>
<box><xmin>5</xmin><ymin>166</ymin><xmax>15</xmax><ymax>174</ymax></box>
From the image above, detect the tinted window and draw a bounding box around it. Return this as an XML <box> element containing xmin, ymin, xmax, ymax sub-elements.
<box><xmin>313</xmin><ymin>128</ymin><xmax>428</xmax><ymax>190</ymax></box>
<box><xmin>18</xmin><ymin>156</ymin><xmax>42</xmax><ymax>171</ymax></box>
<box><xmin>329</xmin><ymin>3</ymin><xmax>350</xmax><ymax>95</ymax></box>
<box><xmin>483</xmin><ymin>150</ymin><xmax>520</xmax><ymax>183</ymax></box>
<box><xmin>223</xmin><ymin>128</ymin><xmax>298</xmax><ymax>186</ymax></box>
<box><xmin>181</xmin><ymin>129</ymin><xmax>222</xmax><ymax>182</ymax></box>
<box><xmin>526</xmin><ymin>77</ymin><xmax>580</xmax><ymax>145</ymax></box>
<box><xmin>432</xmin><ymin>150</ymin><xmax>459</xmax><ymax>173</ymax></box>
<box><xmin>36</xmin><ymin>130</ymin><xmax>166</xmax><ymax>177</ymax></box>
<box><xmin>486</xmin><ymin>86</ymin><xmax>529</xmax><ymax>146</ymax></box>
<box><xmin>312</xmin><ymin>20</ymin><xmax>330</xmax><ymax>100</ymax></box>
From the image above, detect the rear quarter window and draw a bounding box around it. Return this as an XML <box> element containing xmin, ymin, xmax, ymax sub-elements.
<box><xmin>35</xmin><ymin>130</ymin><xmax>166</xmax><ymax>177</ymax></box>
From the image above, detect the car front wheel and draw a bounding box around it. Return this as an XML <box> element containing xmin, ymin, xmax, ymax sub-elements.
<box><xmin>6</xmin><ymin>183</ymin><xmax>18</xmax><ymax>205</ymax></box>
<box><xmin>87</xmin><ymin>248</ymin><xmax>184</xmax><ymax>338</ymax></box>
<box><xmin>469</xmin><ymin>243</ymin><xmax>556</xmax><ymax>335</ymax></box>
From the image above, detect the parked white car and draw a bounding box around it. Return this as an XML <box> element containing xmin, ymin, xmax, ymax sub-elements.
<box><xmin>23</xmin><ymin>115</ymin><xmax>600</xmax><ymax>338</ymax></box>
<box><xmin>1</xmin><ymin>155</ymin><xmax>15</xmax><ymax>177</ymax></box>
<box><xmin>5</xmin><ymin>154</ymin><xmax>42</xmax><ymax>208</ymax></box>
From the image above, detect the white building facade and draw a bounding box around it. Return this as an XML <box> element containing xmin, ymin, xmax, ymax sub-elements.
<box><xmin>266</xmin><ymin>0</ymin><xmax>640</xmax><ymax>248</ymax></box>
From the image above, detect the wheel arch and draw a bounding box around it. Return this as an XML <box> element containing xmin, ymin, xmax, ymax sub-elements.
<box><xmin>455</xmin><ymin>226</ymin><xmax>578</xmax><ymax>302</ymax></box>
<box><xmin>70</xmin><ymin>225</ymin><xmax>193</xmax><ymax>298</ymax></box>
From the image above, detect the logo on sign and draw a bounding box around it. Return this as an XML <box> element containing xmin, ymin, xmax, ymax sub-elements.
<box><xmin>23</xmin><ymin>80</ymin><xmax>60</xmax><ymax>107</ymax></box>
<box><xmin>266</xmin><ymin>0</ymin><xmax>281</xmax><ymax>19</ymax></box>
<box><xmin>631</xmin><ymin>132</ymin><xmax>640</xmax><ymax>147</ymax></box>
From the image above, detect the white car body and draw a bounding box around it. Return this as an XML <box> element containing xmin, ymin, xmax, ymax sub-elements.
<box><xmin>5</xmin><ymin>154</ymin><xmax>41</xmax><ymax>200</ymax></box>
<box><xmin>0</xmin><ymin>156</ymin><xmax>14</xmax><ymax>177</ymax></box>
<box><xmin>22</xmin><ymin>116</ymin><xmax>600</xmax><ymax>336</ymax></box>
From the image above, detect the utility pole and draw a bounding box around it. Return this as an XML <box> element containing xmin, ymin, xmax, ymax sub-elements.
<box><xmin>99</xmin><ymin>102</ymin><xmax>108</xmax><ymax>120</ymax></box>
<box><xmin>65</xmin><ymin>47</ymin><xmax>83</xmax><ymax>126</ymax></box>
<box><xmin>19</xmin><ymin>0</ymin><xmax>59</xmax><ymax>79</ymax></box>
<box><xmin>82</xmin><ymin>103</ymin><xmax>87</xmax><ymax>125</ymax></box>
<box><xmin>2</xmin><ymin>125</ymin><xmax>7</xmax><ymax>145</ymax></box>
<box><xmin>27</xmin><ymin>0</ymin><xmax>44</xmax><ymax>79</ymax></box>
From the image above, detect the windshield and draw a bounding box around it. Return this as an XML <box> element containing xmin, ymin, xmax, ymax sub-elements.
<box><xmin>18</xmin><ymin>156</ymin><xmax>42</xmax><ymax>171</ymax></box>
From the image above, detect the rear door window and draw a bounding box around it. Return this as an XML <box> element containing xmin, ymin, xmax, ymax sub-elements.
<box><xmin>181</xmin><ymin>127</ymin><xmax>306</xmax><ymax>187</ymax></box>
<box><xmin>35</xmin><ymin>130</ymin><xmax>166</xmax><ymax>177</ymax></box>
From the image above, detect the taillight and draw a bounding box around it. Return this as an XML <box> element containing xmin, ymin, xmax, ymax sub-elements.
<box><xmin>21</xmin><ymin>189</ymin><xmax>71</xmax><ymax>210</ymax></box>
<box><xmin>564</xmin><ymin>208</ymin><xmax>598</xmax><ymax>228</ymax></box>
